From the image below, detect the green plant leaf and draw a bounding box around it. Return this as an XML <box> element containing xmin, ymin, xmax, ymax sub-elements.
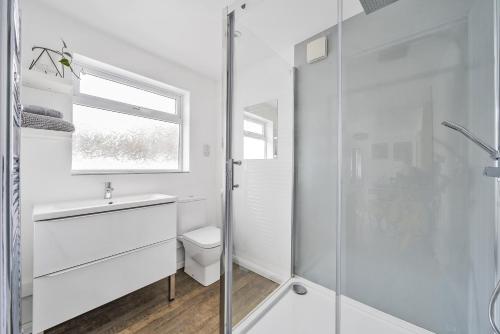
<box><xmin>59</xmin><ymin>58</ymin><xmax>70</xmax><ymax>67</ymax></box>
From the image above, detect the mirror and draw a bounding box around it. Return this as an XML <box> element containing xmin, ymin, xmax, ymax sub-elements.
<box><xmin>243</xmin><ymin>100</ymin><xmax>278</xmax><ymax>159</ymax></box>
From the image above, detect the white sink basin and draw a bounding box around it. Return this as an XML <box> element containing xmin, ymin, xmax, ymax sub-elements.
<box><xmin>33</xmin><ymin>193</ymin><xmax>177</xmax><ymax>221</ymax></box>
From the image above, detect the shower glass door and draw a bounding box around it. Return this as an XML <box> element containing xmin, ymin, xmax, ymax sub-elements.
<box><xmin>340</xmin><ymin>0</ymin><xmax>498</xmax><ymax>333</ymax></box>
<box><xmin>225</xmin><ymin>0</ymin><xmax>338</xmax><ymax>331</ymax></box>
<box><xmin>227</xmin><ymin>2</ymin><xmax>295</xmax><ymax>327</ymax></box>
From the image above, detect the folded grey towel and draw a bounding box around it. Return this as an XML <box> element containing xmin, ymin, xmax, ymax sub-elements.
<box><xmin>21</xmin><ymin>112</ymin><xmax>74</xmax><ymax>132</ymax></box>
<box><xmin>22</xmin><ymin>105</ymin><xmax>63</xmax><ymax>119</ymax></box>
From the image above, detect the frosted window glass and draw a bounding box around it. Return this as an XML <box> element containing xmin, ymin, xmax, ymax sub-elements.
<box><xmin>72</xmin><ymin>105</ymin><xmax>180</xmax><ymax>171</ymax></box>
<box><xmin>244</xmin><ymin>136</ymin><xmax>266</xmax><ymax>159</ymax></box>
<box><xmin>79</xmin><ymin>73</ymin><xmax>177</xmax><ymax>114</ymax></box>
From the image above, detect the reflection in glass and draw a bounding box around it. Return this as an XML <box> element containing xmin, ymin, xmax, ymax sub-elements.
<box><xmin>244</xmin><ymin>136</ymin><xmax>266</xmax><ymax>159</ymax></box>
<box><xmin>244</xmin><ymin>119</ymin><xmax>265</xmax><ymax>135</ymax></box>
<box><xmin>243</xmin><ymin>100</ymin><xmax>278</xmax><ymax>160</ymax></box>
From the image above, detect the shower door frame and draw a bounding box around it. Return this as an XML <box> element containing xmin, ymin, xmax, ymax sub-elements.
<box><xmin>493</xmin><ymin>0</ymin><xmax>500</xmax><ymax>329</ymax></box>
<box><xmin>220</xmin><ymin>6</ymin><xmax>235</xmax><ymax>334</ymax></box>
<box><xmin>0</xmin><ymin>0</ymin><xmax>22</xmax><ymax>333</ymax></box>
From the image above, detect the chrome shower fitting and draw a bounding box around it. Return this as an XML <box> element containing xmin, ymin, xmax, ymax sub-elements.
<box><xmin>491</xmin><ymin>283</ymin><xmax>500</xmax><ymax>334</ymax></box>
<box><xmin>441</xmin><ymin>121</ymin><xmax>500</xmax><ymax>159</ymax></box>
<box><xmin>442</xmin><ymin>120</ymin><xmax>500</xmax><ymax>334</ymax></box>
<box><xmin>441</xmin><ymin>121</ymin><xmax>500</xmax><ymax>177</ymax></box>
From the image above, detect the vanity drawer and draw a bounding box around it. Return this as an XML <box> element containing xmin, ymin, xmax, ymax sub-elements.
<box><xmin>34</xmin><ymin>202</ymin><xmax>176</xmax><ymax>277</ymax></box>
<box><xmin>33</xmin><ymin>238</ymin><xmax>176</xmax><ymax>334</ymax></box>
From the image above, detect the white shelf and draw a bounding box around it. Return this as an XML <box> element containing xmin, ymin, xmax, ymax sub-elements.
<box><xmin>22</xmin><ymin>70</ymin><xmax>73</xmax><ymax>95</ymax></box>
<box><xmin>21</xmin><ymin>127</ymin><xmax>72</xmax><ymax>140</ymax></box>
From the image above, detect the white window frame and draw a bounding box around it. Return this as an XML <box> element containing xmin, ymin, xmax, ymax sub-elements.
<box><xmin>243</xmin><ymin>112</ymin><xmax>273</xmax><ymax>159</ymax></box>
<box><xmin>71</xmin><ymin>55</ymin><xmax>190</xmax><ymax>174</ymax></box>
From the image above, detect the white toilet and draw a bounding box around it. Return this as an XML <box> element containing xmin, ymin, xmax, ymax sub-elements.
<box><xmin>178</xmin><ymin>197</ymin><xmax>221</xmax><ymax>286</ymax></box>
<box><xmin>182</xmin><ymin>226</ymin><xmax>221</xmax><ymax>286</ymax></box>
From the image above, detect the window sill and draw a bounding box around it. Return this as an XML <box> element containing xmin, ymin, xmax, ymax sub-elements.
<box><xmin>71</xmin><ymin>169</ymin><xmax>190</xmax><ymax>175</ymax></box>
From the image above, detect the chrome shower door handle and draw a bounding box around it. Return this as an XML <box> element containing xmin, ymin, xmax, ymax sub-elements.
<box><xmin>232</xmin><ymin>159</ymin><xmax>242</xmax><ymax>190</ymax></box>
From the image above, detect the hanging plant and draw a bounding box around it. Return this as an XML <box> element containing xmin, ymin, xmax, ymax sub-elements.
<box><xmin>29</xmin><ymin>39</ymin><xmax>80</xmax><ymax>79</ymax></box>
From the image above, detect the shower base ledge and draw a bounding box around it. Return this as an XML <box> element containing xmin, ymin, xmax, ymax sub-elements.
<box><xmin>234</xmin><ymin>276</ymin><xmax>434</xmax><ymax>334</ymax></box>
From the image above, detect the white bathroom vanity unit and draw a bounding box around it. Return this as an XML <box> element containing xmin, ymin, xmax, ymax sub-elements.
<box><xmin>32</xmin><ymin>194</ymin><xmax>177</xmax><ymax>333</ymax></box>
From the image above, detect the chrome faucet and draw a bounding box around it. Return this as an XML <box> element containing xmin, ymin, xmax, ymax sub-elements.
<box><xmin>104</xmin><ymin>182</ymin><xmax>114</xmax><ymax>200</ymax></box>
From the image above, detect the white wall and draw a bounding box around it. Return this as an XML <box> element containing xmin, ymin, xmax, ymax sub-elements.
<box><xmin>20</xmin><ymin>0</ymin><xmax>221</xmax><ymax>322</ymax></box>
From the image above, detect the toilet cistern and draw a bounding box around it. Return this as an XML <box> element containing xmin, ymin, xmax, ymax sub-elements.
<box><xmin>104</xmin><ymin>182</ymin><xmax>114</xmax><ymax>200</ymax></box>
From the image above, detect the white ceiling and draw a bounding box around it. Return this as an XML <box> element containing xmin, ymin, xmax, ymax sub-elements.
<box><xmin>37</xmin><ymin>0</ymin><xmax>226</xmax><ymax>79</ymax></box>
<box><xmin>36</xmin><ymin>0</ymin><xmax>363</xmax><ymax>79</ymax></box>
<box><xmin>234</xmin><ymin>0</ymin><xmax>363</xmax><ymax>64</ymax></box>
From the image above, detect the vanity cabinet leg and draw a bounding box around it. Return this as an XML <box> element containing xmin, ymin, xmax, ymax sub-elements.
<box><xmin>169</xmin><ymin>274</ymin><xmax>176</xmax><ymax>301</ymax></box>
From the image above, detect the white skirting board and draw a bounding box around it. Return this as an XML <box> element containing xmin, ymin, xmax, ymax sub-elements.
<box><xmin>233</xmin><ymin>256</ymin><xmax>287</xmax><ymax>285</ymax></box>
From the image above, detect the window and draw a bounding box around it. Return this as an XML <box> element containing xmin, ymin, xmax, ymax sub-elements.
<box><xmin>244</xmin><ymin>136</ymin><xmax>267</xmax><ymax>159</ymax></box>
<box><xmin>243</xmin><ymin>113</ymin><xmax>273</xmax><ymax>160</ymax></box>
<box><xmin>72</xmin><ymin>57</ymin><xmax>188</xmax><ymax>173</ymax></box>
<box><xmin>79</xmin><ymin>73</ymin><xmax>177</xmax><ymax>114</ymax></box>
<box><xmin>244</xmin><ymin>119</ymin><xmax>264</xmax><ymax>135</ymax></box>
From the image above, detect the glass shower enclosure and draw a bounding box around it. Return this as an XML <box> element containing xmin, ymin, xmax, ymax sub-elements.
<box><xmin>341</xmin><ymin>0</ymin><xmax>497</xmax><ymax>333</ymax></box>
<box><xmin>223</xmin><ymin>0</ymin><xmax>500</xmax><ymax>333</ymax></box>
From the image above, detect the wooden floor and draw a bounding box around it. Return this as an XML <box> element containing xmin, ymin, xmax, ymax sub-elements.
<box><xmin>46</xmin><ymin>265</ymin><xmax>278</xmax><ymax>334</ymax></box>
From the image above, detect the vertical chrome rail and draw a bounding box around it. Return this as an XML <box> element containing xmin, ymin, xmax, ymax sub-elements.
<box><xmin>0</xmin><ymin>1</ymin><xmax>8</xmax><ymax>330</ymax></box>
<box><xmin>335</xmin><ymin>0</ymin><xmax>343</xmax><ymax>333</ymax></box>
<box><xmin>0</xmin><ymin>0</ymin><xmax>21</xmax><ymax>333</ymax></box>
<box><xmin>220</xmin><ymin>8</ymin><xmax>235</xmax><ymax>334</ymax></box>
<box><xmin>290</xmin><ymin>67</ymin><xmax>297</xmax><ymax>278</ymax></box>
<box><xmin>491</xmin><ymin>0</ymin><xmax>500</xmax><ymax>332</ymax></box>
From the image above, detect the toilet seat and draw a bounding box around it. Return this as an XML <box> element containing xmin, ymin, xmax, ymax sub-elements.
<box><xmin>182</xmin><ymin>226</ymin><xmax>220</xmax><ymax>249</ymax></box>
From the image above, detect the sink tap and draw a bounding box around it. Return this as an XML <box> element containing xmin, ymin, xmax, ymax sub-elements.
<box><xmin>104</xmin><ymin>182</ymin><xmax>114</xmax><ymax>200</ymax></box>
